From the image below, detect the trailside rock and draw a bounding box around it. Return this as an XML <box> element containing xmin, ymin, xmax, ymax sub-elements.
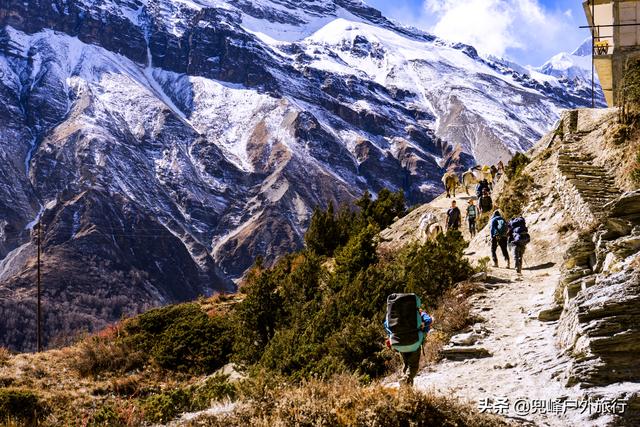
<box><xmin>605</xmin><ymin>189</ymin><xmax>640</xmax><ymax>219</ymax></box>
<box><xmin>440</xmin><ymin>345</ymin><xmax>492</xmax><ymax>361</ymax></box>
<box><xmin>538</xmin><ymin>305</ymin><xmax>563</xmax><ymax>322</ymax></box>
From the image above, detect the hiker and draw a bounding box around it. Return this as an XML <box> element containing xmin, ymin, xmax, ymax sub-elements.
<box><xmin>476</xmin><ymin>179</ymin><xmax>491</xmax><ymax>199</ymax></box>
<box><xmin>446</xmin><ymin>200</ymin><xmax>461</xmax><ymax>231</ymax></box>
<box><xmin>508</xmin><ymin>216</ymin><xmax>531</xmax><ymax>274</ymax></box>
<box><xmin>384</xmin><ymin>293</ymin><xmax>433</xmax><ymax>386</ymax></box>
<box><xmin>466</xmin><ymin>199</ymin><xmax>478</xmax><ymax>237</ymax></box>
<box><xmin>478</xmin><ymin>188</ymin><xmax>493</xmax><ymax>214</ymax></box>
<box><xmin>490</xmin><ymin>210</ymin><xmax>510</xmax><ymax>268</ymax></box>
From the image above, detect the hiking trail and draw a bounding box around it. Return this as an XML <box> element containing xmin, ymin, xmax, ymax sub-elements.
<box><xmin>379</xmin><ymin>108</ymin><xmax>635</xmax><ymax>426</ymax></box>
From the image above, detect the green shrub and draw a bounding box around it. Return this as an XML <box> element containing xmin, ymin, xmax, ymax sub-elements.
<box><xmin>305</xmin><ymin>189</ymin><xmax>405</xmax><ymax>257</ymax></box>
<box><xmin>356</xmin><ymin>188</ymin><xmax>406</xmax><ymax>229</ymax></box>
<box><xmin>334</xmin><ymin>225</ymin><xmax>379</xmax><ymax>280</ymax></box>
<box><xmin>143</xmin><ymin>388</ymin><xmax>192</xmax><ymax>424</ymax></box>
<box><xmin>504</xmin><ymin>152</ymin><xmax>530</xmax><ymax>179</ymax></box>
<box><xmin>496</xmin><ymin>173</ymin><xmax>534</xmax><ymax>220</ymax></box>
<box><xmin>123</xmin><ymin>304</ymin><xmax>234</xmax><ymax>374</ymax></box>
<box><xmin>235</xmin><ymin>203</ymin><xmax>472</xmax><ymax>381</ymax></box>
<box><xmin>90</xmin><ymin>403</ymin><xmax>124</xmax><ymax>426</ymax></box>
<box><xmin>142</xmin><ymin>376</ymin><xmax>237</xmax><ymax>424</ymax></box>
<box><xmin>233</xmin><ymin>258</ymin><xmax>288</xmax><ymax>365</ymax></box>
<box><xmin>192</xmin><ymin>375</ymin><xmax>237</xmax><ymax>408</ymax></box>
<box><xmin>304</xmin><ymin>203</ymin><xmax>345</xmax><ymax>256</ymax></box>
<box><xmin>476</xmin><ymin>256</ymin><xmax>491</xmax><ymax>273</ymax></box>
<box><xmin>402</xmin><ymin>231</ymin><xmax>474</xmax><ymax>307</ymax></box>
<box><xmin>0</xmin><ymin>389</ymin><xmax>45</xmax><ymax>426</ymax></box>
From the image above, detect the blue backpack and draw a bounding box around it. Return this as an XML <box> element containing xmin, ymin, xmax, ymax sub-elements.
<box><xmin>510</xmin><ymin>217</ymin><xmax>530</xmax><ymax>245</ymax></box>
<box><xmin>495</xmin><ymin>217</ymin><xmax>508</xmax><ymax>237</ymax></box>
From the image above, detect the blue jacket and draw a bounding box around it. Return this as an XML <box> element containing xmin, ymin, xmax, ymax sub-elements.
<box><xmin>490</xmin><ymin>212</ymin><xmax>506</xmax><ymax>238</ymax></box>
<box><xmin>384</xmin><ymin>311</ymin><xmax>433</xmax><ymax>353</ymax></box>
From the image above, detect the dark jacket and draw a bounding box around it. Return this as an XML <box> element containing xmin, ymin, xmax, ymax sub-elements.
<box><xmin>447</xmin><ymin>207</ymin><xmax>461</xmax><ymax>228</ymax></box>
<box><xmin>476</xmin><ymin>180</ymin><xmax>490</xmax><ymax>198</ymax></box>
<box><xmin>479</xmin><ymin>194</ymin><xmax>493</xmax><ymax>213</ymax></box>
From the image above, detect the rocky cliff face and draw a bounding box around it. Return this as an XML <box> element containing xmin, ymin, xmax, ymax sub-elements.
<box><xmin>0</xmin><ymin>0</ymin><xmax>599</xmax><ymax>350</ymax></box>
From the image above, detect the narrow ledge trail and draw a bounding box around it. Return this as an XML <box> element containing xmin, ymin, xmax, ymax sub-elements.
<box><xmin>406</xmin><ymin>191</ymin><xmax>633</xmax><ymax>427</ymax></box>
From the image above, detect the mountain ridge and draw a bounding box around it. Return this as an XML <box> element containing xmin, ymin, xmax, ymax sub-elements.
<box><xmin>0</xmin><ymin>0</ymin><xmax>605</xmax><ymax>350</ymax></box>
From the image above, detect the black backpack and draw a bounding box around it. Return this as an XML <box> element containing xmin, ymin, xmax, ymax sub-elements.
<box><xmin>480</xmin><ymin>195</ymin><xmax>493</xmax><ymax>212</ymax></box>
<box><xmin>386</xmin><ymin>293</ymin><xmax>421</xmax><ymax>347</ymax></box>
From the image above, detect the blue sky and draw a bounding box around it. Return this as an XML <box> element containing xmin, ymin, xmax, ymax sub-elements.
<box><xmin>366</xmin><ymin>0</ymin><xmax>591</xmax><ymax>66</ymax></box>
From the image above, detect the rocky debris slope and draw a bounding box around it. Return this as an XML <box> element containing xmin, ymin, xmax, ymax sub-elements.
<box><xmin>0</xmin><ymin>0</ymin><xmax>602</xmax><ymax>350</ymax></box>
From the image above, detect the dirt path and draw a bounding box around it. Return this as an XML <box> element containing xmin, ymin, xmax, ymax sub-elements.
<box><xmin>407</xmin><ymin>193</ymin><xmax>622</xmax><ymax>426</ymax></box>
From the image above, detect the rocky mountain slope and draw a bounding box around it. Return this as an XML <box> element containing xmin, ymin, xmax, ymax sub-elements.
<box><xmin>381</xmin><ymin>108</ymin><xmax>640</xmax><ymax>426</ymax></box>
<box><xmin>0</xmin><ymin>0</ymin><xmax>603</xmax><ymax>350</ymax></box>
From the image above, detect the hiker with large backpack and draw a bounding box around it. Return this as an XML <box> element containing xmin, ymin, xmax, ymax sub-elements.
<box><xmin>466</xmin><ymin>199</ymin><xmax>478</xmax><ymax>237</ymax></box>
<box><xmin>478</xmin><ymin>189</ymin><xmax>493</xmax><ymax>215</ymax></box>
<box><xmin>446</xmin><ymin>200</ymin><xmax>461</xmax><ymax>231</ymax></box>
<box><xmin>508</xmin><ymin>216</ymin><xmax>530</xmax><ymax>274</ymax></box>
<box><xmin>489</xmin><ymin>210</ymin><xmax>510</xmax><ymax>269</ymax></box>
<box><xmin>384</xmin><ymin>293</ymin><xmax>433</xmax><ymax>386</ymax></box>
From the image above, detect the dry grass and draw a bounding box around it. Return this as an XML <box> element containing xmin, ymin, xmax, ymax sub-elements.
<box><xmin>185</xmin><ymin>375</ymin><xmax>511</xmax><ymax>427</ymax></box>
<box><xmin>69</xmin><ymin>335</ymin><xmax>145</xmax><ymax>378</ymax></box>
<box><xmin>422</xmin><ymin>282</ymin><xmax>481</xmax><ymax>365</ymax></box>
<box><xmin>0</xmin><ymin>348</ymin><xmax>10</xmax><ymax>367</ymax></box>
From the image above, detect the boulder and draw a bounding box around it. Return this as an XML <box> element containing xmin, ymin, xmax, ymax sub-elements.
<box><xmin>214</xmin><ymin>363</ymin><xmax>246</xmax><ymax>382</ymax></box>
<box><xmin>449</xmin><ymin>332</ymin><xmax>482</xmax><ymax>346</ymax></box>
<box><xmin>440</xmin><ymin>345</ymin><xmax>492</xmax><ymax>361</ymax></box>
<box><xmin>538</xmin><ymin>305</ymin><xmax>563</xmax><ymax>322</ymax></box>
<box><xmin>605</xmin><ymin>189</ymin><xmax>640</xmax><ymax>219</ymax></box>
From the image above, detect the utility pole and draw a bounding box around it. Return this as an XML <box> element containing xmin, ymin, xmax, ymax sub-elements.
<box><xmin>36</xmin><ymin>222</ymin><xmax>42</xmax><ymax>352</ymax></box>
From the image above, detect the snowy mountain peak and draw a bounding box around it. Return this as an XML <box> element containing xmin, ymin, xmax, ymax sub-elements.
<box><xmin>537</xmin><ymin>38</ymin><xmax>596</xmax><ymax>87</ymax></box>
<box><xmin>571</xmin><ymin>37</ymin><xmax>592</xmax><ymax>57</ymax></box>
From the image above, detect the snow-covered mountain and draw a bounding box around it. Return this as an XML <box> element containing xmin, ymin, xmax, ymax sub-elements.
<box><xmin>0</xmin><ymin>0</ymin><xmax>599</xmax><ymax>350</ymax></box>
<box><xmin>490</xmin><ymin>38</ymin><xmax>604</xmax><ymax>108</ymax></box>
<box><xmin>538</xmin><ymin>38</ymin><xmax>593</xmax><ymax>81</ymax></box>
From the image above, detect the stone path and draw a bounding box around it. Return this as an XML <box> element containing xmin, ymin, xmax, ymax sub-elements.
<box><xmin>556</xmin><ymin>135</ymin><xmax>621</xmax><ymax>218</ymax></box>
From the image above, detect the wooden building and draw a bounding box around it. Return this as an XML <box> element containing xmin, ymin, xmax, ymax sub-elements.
<box><xmin>583</xmin><ymin>0</ymin><xmax>640</xmax><ymax>106</ymax></box>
